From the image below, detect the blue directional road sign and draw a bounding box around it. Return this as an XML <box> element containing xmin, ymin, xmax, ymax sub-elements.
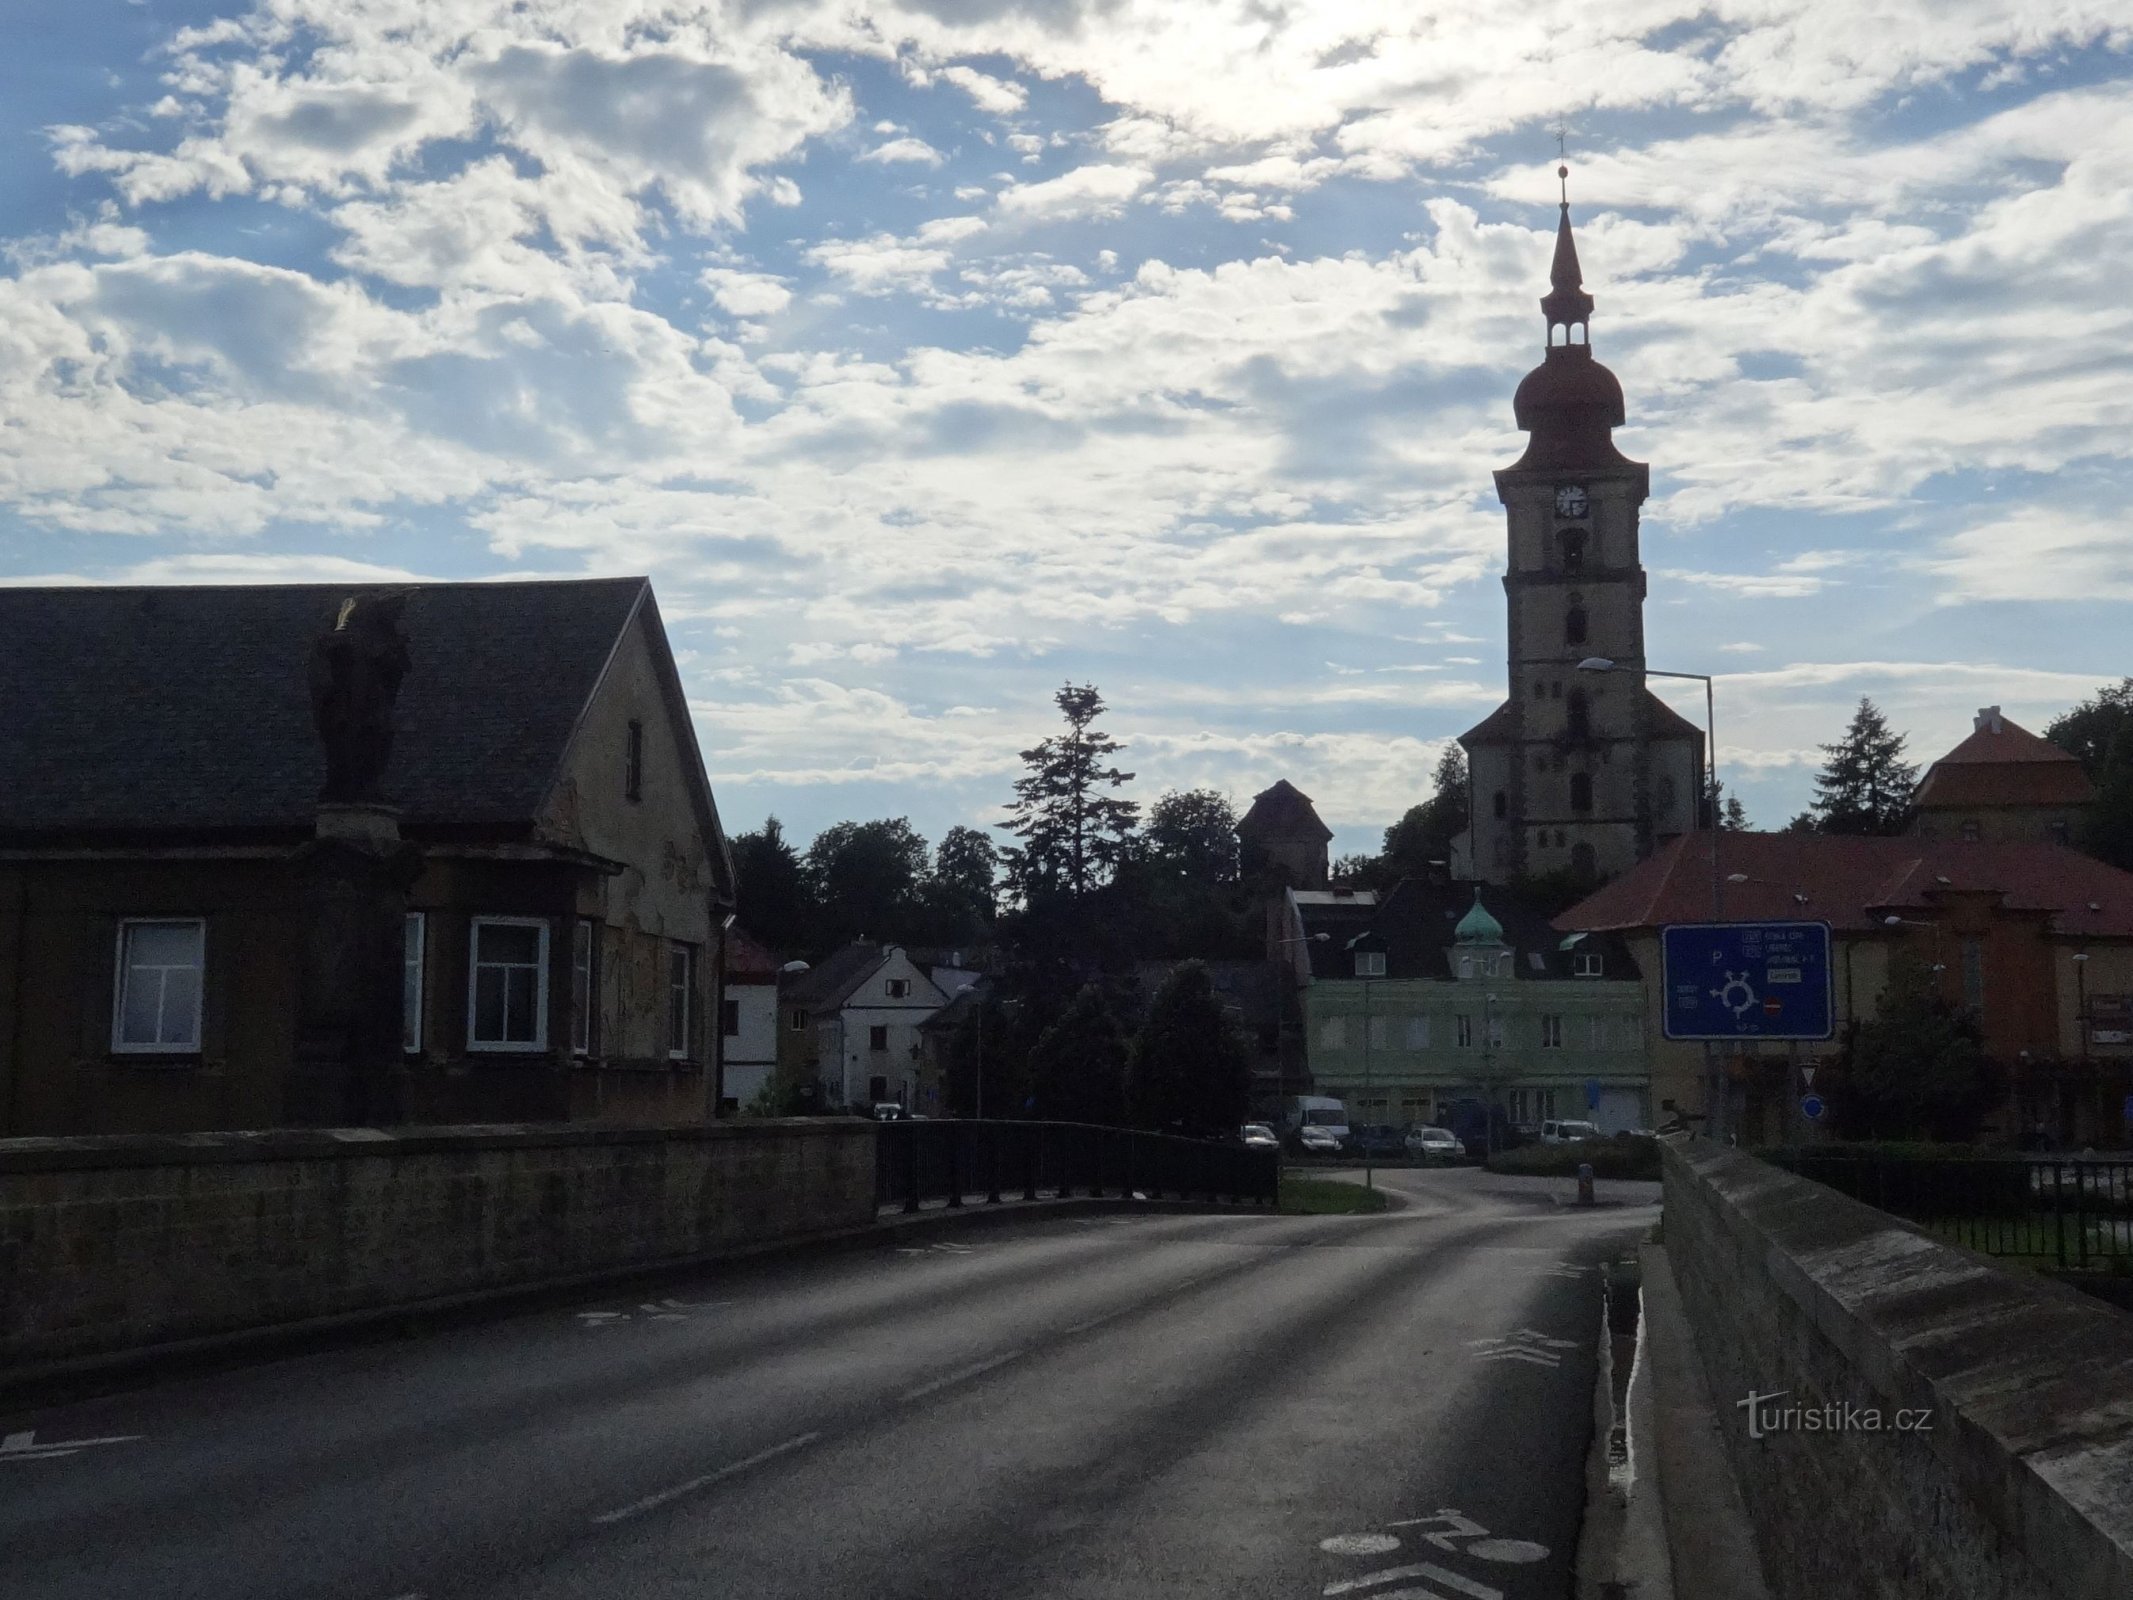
<box><xmin>1661</xmin><ymin>922</ymin><xmax>1835</xmax><ymax>1041</ymax></box>
<box><xmin>1801</xmin><ymin>1094</ymin><xmax>1826</xmax><ymax>1121</ymax></box>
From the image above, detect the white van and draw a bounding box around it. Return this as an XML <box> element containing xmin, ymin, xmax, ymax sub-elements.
<box><xmin>1540</xmin><ymin>1119</ymin><xmax>1602</xmax><ymax>1144</ymax></box>
<box><xmin>1280</xmin><ymin>1095</ymin><xmax>1352</xmax><ymax>1147</ymax></box>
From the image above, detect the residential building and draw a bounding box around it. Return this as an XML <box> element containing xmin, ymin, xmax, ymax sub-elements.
<box><xmin>1454</xmin><ymin>180</ymin><xmax>1703</xmax><ymax>886</ymax></box>
<box><xmin>1906</xmin><ymin>706</ymin><xmax>2094</xmax><ymax>845</ymax></box>
<box><xmin>777</xmin><ymin>943</ymin><xmax>948</xmax><ymax>1111</ymax></box>
<box><xmin>1558</xmin><ymin>832</ymin><xmax>2133</xmax><ymax>1145</ymax></box>
<box><xmin>0</xmin><ymin>578</ymin><xmax>736</xmax><ymax>1136</ymax></box>
<box><xmin>719</xmin><ymin>926</ymin><xmax>783</xmax><ymax>1112</ymax></box>
<box><xmin>1281</xmin><ymin>877</ymin><xmax>1648</xmax><ymax>1141</ymax></box>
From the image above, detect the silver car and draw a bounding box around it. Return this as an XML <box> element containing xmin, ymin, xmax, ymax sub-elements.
<box><xmin>1404</xmin><ymin>1125</ymin><xmax>1465</xmax><ymax>1163</ymax></box>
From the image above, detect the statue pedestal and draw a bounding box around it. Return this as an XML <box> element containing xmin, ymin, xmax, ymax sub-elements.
<box><xmin>286</xmin><ymin>807</ymin><xmax>422</xmax><ymax>1127</ymax></box>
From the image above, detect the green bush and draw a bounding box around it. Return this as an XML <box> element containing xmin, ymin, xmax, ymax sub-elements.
<box><xmin>1486</xmin><ymin>1135</ymin><xmax>1660</xmax><ymax>1181</ymax></box>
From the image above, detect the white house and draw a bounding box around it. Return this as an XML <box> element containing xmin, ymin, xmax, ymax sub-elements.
<box><xmin>781</xmin><ymin>943</ymin><xmax>949</xmax><ymax>1110</ymax></box>
<box><xmin>719</xmin><ymin>926</ymin><xmax>782</xmax><ymax>1111</ymax></box>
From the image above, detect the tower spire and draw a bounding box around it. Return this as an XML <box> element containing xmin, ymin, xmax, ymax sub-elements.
<box><xmin>1540</xmin><ymin>163</ymin><xmax>1594</xmax><ymax>342</ymax></box>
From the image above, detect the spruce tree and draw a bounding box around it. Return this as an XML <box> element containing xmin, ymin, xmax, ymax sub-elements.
<box><xmin>999</xmin><ymin>684</ymin><xmax>1139</xmax><ymax>904</ymax></box>
<box><xmin>729</xmin><ymin>816</ymin><xmax>813</xmax><ymax>954</ymax></box>
<box><xmin>1810</xmin><ymin>698</ymin><xmax>1916</xmax><ymax>835</ymax></box>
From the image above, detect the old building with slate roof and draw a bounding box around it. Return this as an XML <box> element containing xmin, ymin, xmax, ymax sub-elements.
<box><xmin>0</xmin><ymin>578</ymin><xmax>736</xmax><ymax>1136</ymax></box>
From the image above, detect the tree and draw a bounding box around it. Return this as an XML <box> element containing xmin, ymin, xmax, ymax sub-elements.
<box><xmin>1145</xmin><ymin>789</ymin><xmax>1240</xmax><ymax>883</ymax></box>
<box><xmin>2044</xmin><ymin>679</ymin><xmax>2133</xmax><ymax>775</ymax></box>
<box><xmin>1026</xmin><ymin>984</ymin><xmax>1129</xmax><ymax>1125</ymax></box>
<box><xmin>1381</xmin><ymin>744</ymin><xmax>1469</xmax><ymax>878</ymax></box>
<box><xmin>1783</xmin><ymin>811</ymin><xmax>1819</xmax><ymax>834</ymax></box>
<box><xmin>1129</xmin><ymin>961</ymin><xmax>1252</xmax><ymax>1136</ymax></box>
<box><xmin>2084</xmin><ymin>724</ymin><xmax>2133</xmax><ymax>872</ymax></box>
<box><xmin>804</xmin><ymin>818</ymin><xmax>931</xmax><ymax>947</ymax></box>
<box><xmin>1834</xmin><ymin>951</ymin><xmax>1997</xmax><ymax>1141</ymax></box>
<box><xmin>932</xmin><ymin>825</ymin><xmax>1000</xmax><ymax>917</ymax></box>
<box><xmin>999</xmin><ymin>684</ymin><xmax>1139</xmax><ymax>904</ymax></box>
<box><xmin>1811</xmin><ymin>698</ymin><xmax>1917</xmax><ymax>835</ymax></box>
<box><xmin>1706</xmin><ymin>776</ymin><xmax>1750</xmax><ymax>831</ymax></box>
<box><xmin>730</xmin><ymin>816</ymin><xmax>812</xmax><ymax>954</ymax></box>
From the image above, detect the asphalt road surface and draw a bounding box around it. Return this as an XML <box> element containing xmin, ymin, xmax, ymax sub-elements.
<box><xmin>3</xmin><ymin>1166</ymin><xmax>1659</xmax><ymax>1600</ymax></box>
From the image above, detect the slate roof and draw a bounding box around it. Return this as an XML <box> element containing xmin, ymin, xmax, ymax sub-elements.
<box><xmin>1558</xmin><ymin>832</ymin><xmax>2133</xmax><ymax>941</ymax></box>
<box><xmin>1294</xmin><ymin>876</ymin><xmax>1640</xmax><ymax>981</ymax></box>
<box><xmin>1237</xmin><ymin>779</ymin><xmax>1334</xmax><ymax>842</ymax></box>
<box><xmin>779</xmin><ymin>942</ymin><xmax>887</xmax><ymax>1010</ymax></box>
<box><xmin>0</xmin><ymin>578</ymin><xmax>652</xmax><ymax>843</ymax></box>
<box><xmin>1460</xmin><ymin>687</ymin><xmax>1703</xmax><ymax>747</ymax></box>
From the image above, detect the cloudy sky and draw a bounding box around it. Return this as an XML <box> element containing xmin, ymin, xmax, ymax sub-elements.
<box><xmin>5</xmin><ymin>2</ymin><xmax>2131</xmax><ymax>864</ymax></box>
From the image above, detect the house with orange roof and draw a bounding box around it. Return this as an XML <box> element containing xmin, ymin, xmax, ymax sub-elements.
<box><xmin>1906</xmin><ymin>705</ymin><xmax>2095</xmax><ymax>845</ymax></box>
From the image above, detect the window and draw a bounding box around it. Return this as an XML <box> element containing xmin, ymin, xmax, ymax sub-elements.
<box><xmin>869</xmin><ymin>1024</ymin><xmax>889</xmax><ymax>1051</ymax></box>
<box><xmin>1566</xmin><ymin>691</ymin><xmax>1591</xmax><ymax>742</ymax></box>
<box><xmin>1532</xmin><ymin>681</ymin><xmax>1546</xmax><ymax>701</ymax></box>
<box><xmin>404</xmin><ymin>913</ymin><xmax>426</xmax><ymax>1054</ymax></box>
<box><xmin>1589</xmin><ymin>1015</ymin><xmax>1608</xmax><ymax>1049</ymax></box>
<box><xmin>789</xmin><ymin>1008</ymin><xmax>808</xmax><ymax>1032</ymax></box>
<box><xmin>1961</xmin><ymin>936</ymin><xmax>1984</xmax><ymax>1012</ymax></box>
<box><xmin>468</xmin><ymin>918</ymin><xmax>549</xmax><ymax>1052</ymax></box>
<box><xmin>1573</xmin><ymin>951</ymin><xmax>1604</xmax><ymax>978</ymax></box>
<box><xmin>1354</xmin><ymin>950</ymin><xmax>1386</xmax><ymax>978</ymax></box>
<box><xmin>1540</xmin><ymin>1014</ymin><xmax>1564</xmax><ymax>1048</ymax></box>
<box><xmin>1456</xmin><ymin>1015</ymin><xmax>1473</xmax><ymax>1048</ymax></box>
<box><xmin>1318</xmin><ymin>1017</ymin><xmax>1347</xmax><ymax>1049</ymax></box>
<box><xmin>1405</xmin><ymin>1016</ymin><xmax>1431</xmax><ymax>1049</ymax></box>
<box><xmin>884</xmin><ymin>977</ymin><xmax>911</xmax><ymax>999</ymax></box>
<box><xmin>1559</xmin><ymin>529</ymin><xmax>1586</xmax><ymax>572</ymax></box>
<box><xmin>1959</xmin><ymin>820</ymin><xmax>1981</xmax><ymax>842</ymax></box>
<box><xmin>1570</xmin><ymin>772</ymin><xmax>1593</xmax><ymax>812</ymax></box>
<box><xmin>1367</xmin><ymin>1016</ymin><xmax>1391</xmax><ymax>1049</ymax></box>
<box><xmin>2050</xmin><ymin>821</ymin><xmax>2071</xmax><ymax>844</ymax></box>
<box><xmin>1492</xmin><ymin>790</ymin><xmax>1507</xmax><ymax>819</ymax></box>
<box><xmin>1487</xmin><ymin>1016</ymin><xmax>1504</xmax><ymax>1050</ymax></box>
<box><xmin>571</xmin><ymin>921</ymin><xmax>594</xmax><ymax>1056</ymax></box>
<box><xmin>668</xmin><ymin>944</ymin><xmax>693</xmax><ymax>1060</ymax></box>
<box><xmin>1457</xmin><ymin>955</ymin><xmax>1473</xmax><ymax>979</ymax></box>
<box><xmin>112</xmin><ymin>919</ymin><xmax>205</xmax><ymax>1053</ymax></box>
<box><xmin>722</xmin><ymin>998</ymin><xmax>741</xmax><ymax>1037</ymax></box>
<box><xmin>1565</xmin><ymin>604</ymin><xmax>1587</xmax><ymax>646</ymax></box>
<box><xmin>625</xmin><ymin>719</ymin><xmax>644</xmax><ymax>802</ymax></box>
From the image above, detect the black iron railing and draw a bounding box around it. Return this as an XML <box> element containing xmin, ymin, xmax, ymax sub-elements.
<box><xmin>874</xmin><ymin>1119</ymin><xmax>1280</xmax><ymax>1214</ymax></box>
<box><xmin>1770</xmin><ymin>1150</ymin><xmax>2133</xmax><ymax>1271</ymax></box>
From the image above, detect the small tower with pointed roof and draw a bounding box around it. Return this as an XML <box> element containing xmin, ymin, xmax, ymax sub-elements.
<box><xmin>1454</xmin><ymin>166</ymin><xmax>1704</xmax><ymax>889</ymax></box>
<box><xmin>1237</xmin><ymin>778</ymin><xmax>1334</xmax><ymax>890</ymax></box>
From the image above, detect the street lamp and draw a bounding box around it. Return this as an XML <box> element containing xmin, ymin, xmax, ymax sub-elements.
<box><xmin>1580</xmin><ymin>654</ymin><xmax>1724</xmax><ymax>1135</ymax></box>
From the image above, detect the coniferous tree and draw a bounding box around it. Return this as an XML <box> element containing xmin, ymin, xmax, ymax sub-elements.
<box><xmin>1811</xmin><ymin>698</ymin><xmax>1917</xmax><ymax>835</ymax></box>
<box><xmin>730</xmin><ymin>816</ymin><xmax>813</xmax><ymax>954</ymax></box>
<box><xmin>1025</xmin><ymin>984</ymin><xmax>1129</xmax><ymax>1124</ymax></box>
<box><xmin>1381</xmin><ymin>744</ymin><xmax>1469</xmax><ymax>878</ymax></box>
<box><xmin>998</xmin><ymin>684</ymin><xmax>1139</xmax><ymax>905</ymax></box>
<box><xmin>1129</xmin><ymin>961</ymin><xmax>1252</xmax><ymax>1136</ymax></box>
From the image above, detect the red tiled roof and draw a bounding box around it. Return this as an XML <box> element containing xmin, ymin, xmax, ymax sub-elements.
<box><xmin>1557</xmin><ymin>831</ymin><xmax>2133</xmax><ymax>940</ymax></box>
<box><xmin>722</xmin><ymin>925</ymin><xmax>785</xmax><ymax>981</ymax></box>
<box><xmin>1910</xmin><ymin>713</ymin><xmax>2094</xmax><ymax>810</ymax></box>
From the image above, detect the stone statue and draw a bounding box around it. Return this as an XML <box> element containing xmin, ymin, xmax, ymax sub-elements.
<box><xmin>308</xmin><ymin>592</ymin><xmax>412</xmax><ymax>803</ymax></box>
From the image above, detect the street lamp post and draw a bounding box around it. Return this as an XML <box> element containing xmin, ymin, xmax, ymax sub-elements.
<box><xmin>1580</xmin><ymin>655</ymin><xmax>1724</xmax><ymax>1135</ymax></box>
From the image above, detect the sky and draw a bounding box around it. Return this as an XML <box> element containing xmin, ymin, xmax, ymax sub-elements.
<box><xmin>4</xmin><ymin>2</ymin><xmax>2132</xmax><ymax>867</ymax></box>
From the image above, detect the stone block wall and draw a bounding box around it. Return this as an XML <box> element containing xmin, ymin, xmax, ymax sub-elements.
<box><xmin>0</xmin><ymin>1119</ymin><xmax>875</xmax><ymax>1372</ymax></box>
<box><xmin>1663</xmin><ymin>1139</ymin><xmax>2133</xmax><ymax>1599</ymax></box>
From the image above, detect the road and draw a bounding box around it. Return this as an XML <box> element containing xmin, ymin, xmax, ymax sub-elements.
<box><xmin>2</xmin><ymin>1165</ymin><xmax>1658</xmax><ymax>1600</ymax></box>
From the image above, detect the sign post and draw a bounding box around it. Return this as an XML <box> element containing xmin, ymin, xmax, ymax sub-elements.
<box><xmin>1663</xmin><ymin>923</ymin><xmax>1835</xmax><ymax>1137</ymax></box>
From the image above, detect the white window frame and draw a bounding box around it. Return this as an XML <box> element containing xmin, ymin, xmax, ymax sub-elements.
<box><xmin>1404</xmin><ymin>1016</ymin><xmax>1431</xmax><ymax>1050</ymax></box>
<box><xmin>668</xmin><ymin>943</ymin><xmax>693</xmax><ymax>1061</ymax></box>
<box><xmin>111</xmin><ymin>918</ymin><xmax>206</xmax><ymax>1054</ymax></box>
<box><xmin>404</xmin><ymin>912</ymin><xmax>426</xmax><ymax>1055</ymax></box>
<box><xmin>571</xmin><ymin>920</ymin><xmax>594</xmax><ymax>1057</ymax></box>
<box><xmin>789</xmin><ymin>1008</ymin><xmax>808</xmax><ymax>1032</ymax></box>
<box><xmin>884</xmin><ymin>977</ymin><xmax>911</xmax><ymax>999</ymax></box>
<box><xmin>1366</xmin><ymin>1015</ymin><xmax>1391</xmax><ymax>1049</ymax></box>
<box><xmin>1540</xmin><ymin>1014</ymin><xmax>1564</xmax><ymax>1048</ymax></box>
<box><xmin>1317</xmin><ymin>1016</ymin><xmax>1347</xmax><ymax>1049</ymax></box>
<box><xmin>1354</xmin><ymin>951</ymin><xmax>1386</xmax><ymax>978</ymax></box>
<box><xmin>1574</xmin><ymin>951</ymin><xmax>1604</xmax><ymax>978</ymax></box>
<box><xmin>1456</xmin><ymin>1015</ymin><xmax>1473</xmax><ymax>1049</ymax></box>
<box><xmin>1589</xmin><ymin>1014</ymin><xmax>1608</xmax><ymax>1050</ymax></box>
<box><xmin>466</xmin><ymin>916</ymin><xmax>551</xmax><ymax>1053</ymax></box>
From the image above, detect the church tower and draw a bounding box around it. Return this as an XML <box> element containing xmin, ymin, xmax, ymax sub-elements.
<box><xmin>1455</xmin><ymin>169</ymin><xmax>1703</xmax><ymax>886</ymax></box>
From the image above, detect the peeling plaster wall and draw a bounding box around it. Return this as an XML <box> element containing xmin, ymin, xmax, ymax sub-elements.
<box><xmin>1664</xmin><ymin>1139</ymin><xmax>2133</xmax><ymax>1599</ymax></box>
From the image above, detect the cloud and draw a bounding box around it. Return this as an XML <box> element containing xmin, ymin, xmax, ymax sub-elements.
<box><xmin>859</xmin><ymin>136</ymin><xmax>948</xmax><ymax>166</ymax></box>
<box><xmin>937</xmin><ymin>66</ymin><xmax>1027</xmax><ymax>116</ymax></box>
<box><xmin>995</xmin><ymin>163</ymin><xmax>1153</xmax><ymax>221</ymax></box>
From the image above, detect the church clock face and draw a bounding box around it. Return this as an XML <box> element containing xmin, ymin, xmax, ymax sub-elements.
<box><xmin>1554</xmin><ymin>483</ymin><xmax>1590</xmax><ymax>519</ymax></box>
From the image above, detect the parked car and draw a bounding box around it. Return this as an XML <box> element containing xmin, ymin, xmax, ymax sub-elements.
<box><xmin>1351</xmin><ymin>1124</ymin><xmax>1406</xmax><ymax>1158</ymax></box>
<box><xmin>1238</xmin><ymin>1123</ymin><xmax>1280</xmax><ymax>1150</ymax></box>
<box><xmin>870</xmin><ymin>1102</ymin><xmax>910</xmax><ymax>1121</ymax></box>
<box><xmin>1540</xmin><ymin>1118</ymin><xmax>1602</xmax><ymax>1144</ymax></box>
<box><xmin>1404</xmin><ymin>1126</ymin><xmax>1465</xmax><ymax>1163</ymax></box>
<box><xmin>1296</xmin><ymin>1125</ymin><xmax>1345</xmax><ymax>1156</ymax></box>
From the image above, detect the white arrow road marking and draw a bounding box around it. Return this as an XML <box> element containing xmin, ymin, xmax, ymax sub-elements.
<box><xmin>1322</xmin><ymin>1563</ymin><xmax>1501</xmax><ymax>1598</ymax></box>
<box><xmin>591</xmin><ymin>1432</ymin><xmax>821</xmax><ymax>1526</ymax></box>
<box><xmin>1320</xmin><ymin>1533</ymin><xmax>1402</xmax><ymax>1556</ymax></box>
<box><xmin>1466</xmin><ymin>1539</ymin><xmax>1548</xmax><ymax>1564</ymax></box>
<box><xmin>1</xmin><ymin>1429</ymin><xmax>143</xmax><ymax>1461</ymax></box>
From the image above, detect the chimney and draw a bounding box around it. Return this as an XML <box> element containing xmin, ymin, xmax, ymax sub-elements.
<box><xmin>1975</xmin><ymin>706</ymin><xmax>2003</xmax><ymax>734</ymax></box>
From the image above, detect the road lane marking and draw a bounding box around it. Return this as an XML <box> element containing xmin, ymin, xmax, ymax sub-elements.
<box><xmin>1</xmin><ymin>1429</ymin><xmax>144</xmax><ymax>1461</ymax></box>
<box><xmin>1320</xmin><ymin>1533</ymin><xmax>1401</xmax><ymax>1555</ymax></box>
<box><xmin>1322</xmin><ymin>1563</ymin><xmax>1500</xmax><ymax>1598</ymax></box>
<box><xmin>899</xmin><ymin>1350</ymin><xmax>1022</xmax><ymax>1403</ymax></box>
<box><xmin>591</xmin><ymin>1432</ymin><xmax>821</xmax><ymax>1526</ymax></box>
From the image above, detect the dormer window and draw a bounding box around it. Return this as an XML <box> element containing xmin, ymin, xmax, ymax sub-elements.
<box><xmin>1574</xmin><ymin>952</ymin><xmax>1604</xmax><ymax>978</ymax></box>
<box><xmin>625</xmin><ymin>720</ymin><xmax>644</xmax><ymax>802</ymax></box>
<box><xmin>1354</xmin><ymin>951</ymin><xmax>1386</xmax><ymax>978</ymax></box>
<box><xmin>885</xmin><ymin>978</ymin><xmax>911</xmax><ymax>998</ymax></box>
